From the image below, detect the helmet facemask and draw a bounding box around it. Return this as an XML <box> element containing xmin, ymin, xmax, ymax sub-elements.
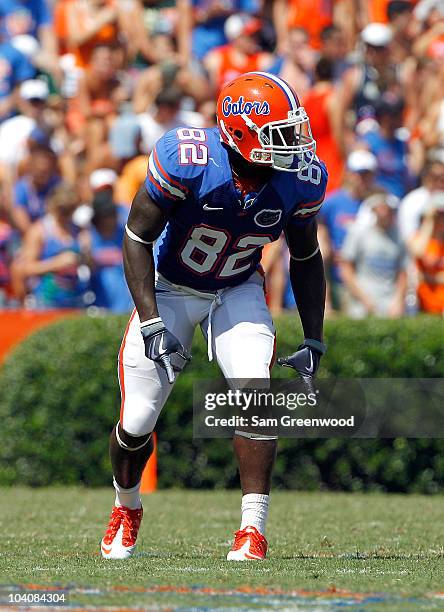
<box><xmin>244</xmin><ymin>108</ymin><xmax>316</xmax><ymax>172</ymax></box>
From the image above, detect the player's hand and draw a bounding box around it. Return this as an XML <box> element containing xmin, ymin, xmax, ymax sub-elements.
<box><xmin>277</xmin><ymin>339</ymin><xmax>326</xmax><ymax>391</ymax></box>
<box><xmin>141</xmin><ymin>319</ymin><xmax>191</xmax><ymax>384</ymax></box>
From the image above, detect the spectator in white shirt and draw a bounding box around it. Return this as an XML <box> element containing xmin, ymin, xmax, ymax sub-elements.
<box><xmin>341</xmin><ymin>192</ymin><xmax>408</xmax><ymax>318</ymax></box>
<box><xmin>0</xmin><ymin>79</ymin><xmax>49</xmax><ymax>169</ymax></box>
<box><xmin>398</xmin><ymin>158</ymin><xmax>444</xmax><ymax>242</ymax></box>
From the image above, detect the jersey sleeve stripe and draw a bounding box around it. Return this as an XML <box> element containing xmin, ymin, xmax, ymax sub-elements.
<box><xmin>153</xmin><ymin>149</ymin><xmax>189</xmax><ymax>194</ymax></box>
<box><xmin>147</xmin><ymin>173</ymin><xmax>180</xmax><ymax>201</ymax></box>
<box><xmin>149</xmin><ymin>154</ymin><xmax>186</xmax><ymax>200</ymax></box>
<box><xmin>293</xmin><ymin>197</ymin><xmax>324</xmax><ymax>217</ymax></box>
<box><xmin>293</xmin><ymin>205</ymin><xmax>323</xmax><ymax>217</ymax></box>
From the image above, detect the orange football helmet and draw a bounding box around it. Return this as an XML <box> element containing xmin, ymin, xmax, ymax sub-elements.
<box><xmin>216</xmin><ymin>72</ymin><xmax>316</xmax><ymax>172</ymax></box>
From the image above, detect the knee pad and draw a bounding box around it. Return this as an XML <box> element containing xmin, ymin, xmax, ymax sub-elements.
<box><xmin>115</xmin><ymin>422</ymin><xmax>152</xmax><ymax>451</ymax></box>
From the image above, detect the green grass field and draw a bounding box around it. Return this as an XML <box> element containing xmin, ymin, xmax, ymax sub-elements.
<box><xmin>1</xmin><ymin>488</ymin><xmax>443</xmax><ymax>610</ymax></box>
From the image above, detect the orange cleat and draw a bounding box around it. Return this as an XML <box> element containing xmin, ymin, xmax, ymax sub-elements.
<box><xmin>226</xmin><ymin>525</ymin><xmax>268</xmax><ymax>561</ymax></box>
<box><xmin>100</xmin><ymin>505</ymin><xmax>143</xmax><ymax>559</ymax></box>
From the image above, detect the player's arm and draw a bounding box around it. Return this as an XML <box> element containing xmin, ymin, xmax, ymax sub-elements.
<box><xmin>124</xmin><ymin>186</ymin><xmax>190</xmax><ymax>383</ymax></box>
<box><xmin>278</xmin><ymin>219</ymin><xmax>327</xmax><ymax>379</ymax></box>
<box><xmin>123</xmin><ymin>186</ymin><xmax>166</xmax><ymax>321</ymax></box>
<box><xmin>285</xmin><ymin>219</ymin><xmax>326</xmax><ymax>342</ymax></box>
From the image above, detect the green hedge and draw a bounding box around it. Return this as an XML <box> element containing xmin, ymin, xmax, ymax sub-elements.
<box><xmin>0</xmin><ymin>315</ymin><xmax>443</xmax><ymax>492</ymax></box>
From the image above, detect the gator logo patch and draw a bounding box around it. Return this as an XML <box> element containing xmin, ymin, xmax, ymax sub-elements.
<box><xmin>254</xmin><ymin>209</ymin><xmax>282</xmax><ymax>227</ymax></box>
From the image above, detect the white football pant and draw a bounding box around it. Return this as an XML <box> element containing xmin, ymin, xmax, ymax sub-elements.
<box><xmin>118</xmin><ymin>272</ymin><xmax>276</xmax><ymax>436</ymax></box>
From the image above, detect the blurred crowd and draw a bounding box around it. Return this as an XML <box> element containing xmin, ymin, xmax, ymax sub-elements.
<box><xmin>0</xmin><ymin>0</ymin><xmax>443</xmax><ymax>316</ymax></box>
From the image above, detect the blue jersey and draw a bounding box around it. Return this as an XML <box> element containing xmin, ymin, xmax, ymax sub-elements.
<box><xmin>89</xmin><ymin>212</ymin><xmax>133</xmax><ymax>314</ymax></box>
<box><xmin>0</xmin><ymin>0</ymin><xmax>52</xmax><ymax>40</ymax></box>
<box><xmin>191</xmin><ymin>0</ymin><xmax>260</xmax><ymax>59</ymax></box>
<box><xmin>32</xmin><ymin>215</ymin><xmax>83</xmax><ymax>308</ymax></box>
<box><xmin>318</xmin><ymin>187</ymin><xmax>361</xmax><ymax>283</ymax></box>
<box><xmin>361</xmin><ymin>130</ymin><xmax>413</xmax><ymax>199</ymax></box>
<box><xmin>14</xmin><ymin>175</ymin><xmax>60</xmax><ymax>221</ymax></box>
<box><xmin>0</xmin><ymin>41</ymin><xmax>34</xmax><ymax>115</ymax></box>
<box><xmin>145</xmin><ymin>127</ymin><xmax>328</xmax><ymax>291</ymax></box>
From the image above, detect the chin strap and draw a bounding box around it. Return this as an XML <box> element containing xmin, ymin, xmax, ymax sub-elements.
<box><xmin>272</xmin><ymin>153</ymin><xmax>294</xmax><ymax>169</ymax></box>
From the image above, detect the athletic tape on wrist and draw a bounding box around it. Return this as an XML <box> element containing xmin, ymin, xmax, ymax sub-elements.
<box><xmin>140</xmin><ymin>316</ymin><xmax>162</xmax><ymax>328</ymax></box>
<box><xmin>303</xmin><ymin>338</ymin><xmax>327</xmax><ymax>354</ymax></box>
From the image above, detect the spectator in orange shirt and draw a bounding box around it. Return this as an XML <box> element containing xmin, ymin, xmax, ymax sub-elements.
<box><xmin>368</xmin><ymin>0</ymin><xmax>391</xmax><ymax>23</ymax></box>
<box><xmin>413</xmin><ymin>0</ymin><xmax>444</xmax><ymax>59</ymax></box>
<box><xmin>204</xmin><ymin>14</ymin><xmax>272</xmax><ymax>94</ymax></box>
<box><xmin>108</xmin><ymin>108</ymin><xmax>146</xmax><ymax>206</ymax></box>
<box><xmin>65</xmin><ymin>0</ymin><xmax>119</xmax><ymax>69</ymax></box>
<box><xmin>408</xmin><ymin>191</ymin><xmax>444</xmax><ymax>314</ymax></box>
<box><xmin>272</xmin><ymin>0</ymin><xmax>334</xmax><ymax>50</ymax></box>
<box><xmin>68</xmin><ymin>43</ymin><xmax>128</xmax><ymax>170</ymax></box>
<box><xmin>303</xmin><ymin>58</ymin><xmax>344</xmax><ymax>193</ymax></box>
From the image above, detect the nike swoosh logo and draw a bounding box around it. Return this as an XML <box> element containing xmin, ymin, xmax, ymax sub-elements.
<box><xmin>101</xmin><ymin>543</ymin><xmax>112</xmax><ymax>554</ymax></box>
<box><xmin>238</xmin><ymin>539</ymin><xmax>263</xmax><ymax>560</ymax></box>
<box><xmin>306</xmin><ymin>352</ymin><xmax>314</xmax><ymax>375</ymax></box>
<box><xmin>158</xmin><ymin>335</ymin><xmax>166</xmax><ymax>354</ymax></box>
<box><xmin>245</xmin><ymin>552</ymin><xmax>263</xmax><ymax>559</ymax></box>
<box><xmin>203</xmin><ymin>203</ymin><xmax>223</xmax><ymax>211</ymax></box>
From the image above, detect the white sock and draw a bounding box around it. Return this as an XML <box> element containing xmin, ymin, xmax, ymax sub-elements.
<box><xmin>113</xmin><ymin>478</ymin><xmax>142</xmax><ymax>509</ymax></box>
<box><xmin>240</xmin><ymin>493</ymin><xmax>269</xmax><ymax>535</ymax></box>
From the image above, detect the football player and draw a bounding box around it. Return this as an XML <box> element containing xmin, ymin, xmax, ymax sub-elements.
<box><xmin>100</xmin><ymin>72</ymin><xmax>328</xmax><ymax>561</ymax></box>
